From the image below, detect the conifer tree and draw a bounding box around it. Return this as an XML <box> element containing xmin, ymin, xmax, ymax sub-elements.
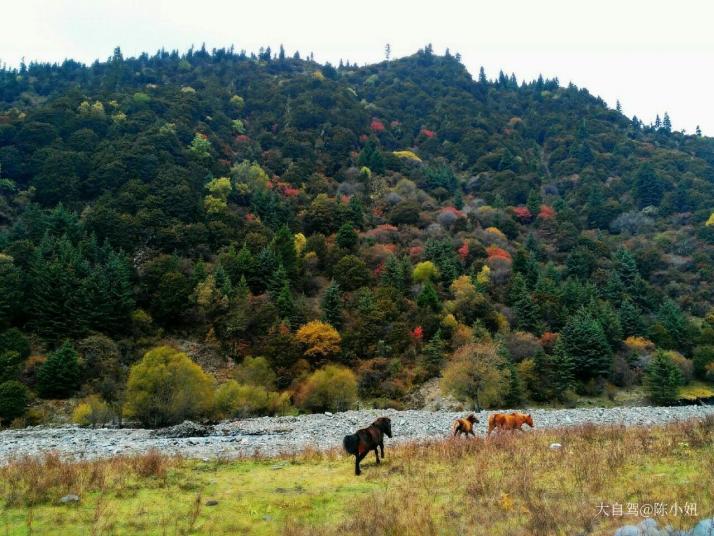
<box><xmin>336</xmin><ymin>223</ymin><xmax>358</xmax><ymax>251</ymax></box>
<box><xmin>549</xmin><ymin>338</ymin><xmax>575</xmax><ymax>400</ymax></box>
<box><xmin>645</xmin><ymin>351</ymin><xmax>682</xmax><ymax>405</ymax></box>
<box><xmin>560</xmin><ymin>308</ymin><xmax>612</xmax><ymax>380</ymax></box>
<box><xmin>37</xmin><ymin>340</ymin><xmax>81</xmax><ymax>399</ymax></box>
<box><xmin>321</xmin><ymin>281</ymin><xmax>343</xmax><ymax>328</ymax></box>
<box><xmin>417</xmin><ymin>282</ymin><xmax>440</xmax><ymax>311</ymax></box>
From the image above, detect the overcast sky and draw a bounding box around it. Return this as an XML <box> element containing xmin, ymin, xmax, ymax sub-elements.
<box><xmin>2</xmin><ymin>0</ymin><xmax>713</xmax><ymax>134</ymax></box>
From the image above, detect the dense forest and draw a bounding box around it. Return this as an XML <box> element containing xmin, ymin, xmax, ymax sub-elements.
<box><xmin>1</xmin><ymin>44</ymin><xmax>714</xmax><ymax>426</ymax></box>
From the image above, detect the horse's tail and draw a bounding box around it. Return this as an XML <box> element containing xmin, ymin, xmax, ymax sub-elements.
<box><xmin>343</xmin><ymin>433</ymin><xmax>359</xmax><ymax>455</ymax></box>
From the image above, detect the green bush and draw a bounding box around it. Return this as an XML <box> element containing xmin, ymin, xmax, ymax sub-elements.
<box><xmin>295</xmin><ymin>365</ymin><xmax>357</xmax><ymax>413</ymax></box>
<box><xmin>0</xmin><ymin>351</ymin><xmax>22</xmax><ymax>383</ymax></box>
<box><xmin>0</xmin><ymin>328</ymin><xmax>31</xmax><ymax>361</ymax></box>
<box><xmin>693</xmin><ymin>346</ymin><xmax>714</xmax><ymax>380</ymax></box>
<box><xmin>72</xmin><ymin>395</ymin><xmax>112</xmax><ymax>427</ymax></box>
<box><xmin>124</xmin><ymin>346</ymin><xmax>214</xmax><ymax>427</ymax></box>
<box><xmin>233</xmin><ymin>356</ymin><xmax>276</xmax><ymax>389</ymax></box>
<box><xmin>0</xmin><ymin>380</ymin><xmax>29</xmax><ymax>425</ymax></box>
<box><xmin>213</xmin><ymin>380</ymin><xmax>291</xmax><ymax>419</ymax></box>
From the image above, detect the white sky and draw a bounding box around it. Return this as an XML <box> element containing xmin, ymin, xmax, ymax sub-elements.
<box><xmin>2</xmin><ymin>0</ymin><xmax>713</xmax><ymax>134</ymax></box>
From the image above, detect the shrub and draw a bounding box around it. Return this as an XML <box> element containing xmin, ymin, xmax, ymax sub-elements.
<box><xmin>72</xmin><ymin>395</ymin><xmax>112</xmax><ymax>427</ymax></box>
<box><xmin>36</xmin><ymin>340</ymin><xmax>81</xmax><ymax>399</ymax></box>
<box><xmin>213</xmin><ymin>380</ymin><xmax>291</xmax><ymax>418</ymax></box>
<box><xmin>0</xmin><ymin>380</ymin><xmax>29</xmax><ymax>425</ymax></box>
<box><xmin>294</xmin><ymin>365</ymin><xmax>357</xmax><ymax>413</ymax></box>
<box><xmin>234</xmin><ymin>356</ymin><xmax>277</xmax><ymax>389</ymax></box>
<box><xmin>441</xmin><ymin>342</ymin><xmax>509</xmax><ymax>410</ymax></box>
<box><xmin>124</xmin><ymin>346</ymin><xmax>214</xmax><ymax>427</ymax></box>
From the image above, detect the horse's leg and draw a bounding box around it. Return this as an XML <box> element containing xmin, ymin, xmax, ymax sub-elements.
<box><xmin>374</xmin><ymin>447</ymin><xmax>380</xmax><ymax>464</ymax></box>
<box><xmin>380</xmin><ymin>441</ymin><xmax>384</xmax><ymax>458</ymax></box>
<box><xmin>355</xmin><ymin>451</ymin><xmax>367</xmax><ymax>475</ymax></box>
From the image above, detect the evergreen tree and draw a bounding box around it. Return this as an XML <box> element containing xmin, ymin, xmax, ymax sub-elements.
<box><xmin>381</xmin><ymin>255</ymin><xmax>411</xmax><ymax>293</ymax></box>
<box><xmin>417</xmin><ymin>282</ymin><xmax>441</xmax><ymax>311</ymax></box>
<box><xmin>420</xmin><ymin>330</ymin><xmax>445</xmax><ymax>377</ymax></box>
<box><xmin>619</xmin><ymin>299</ymin><xmax>644</xmax><ymax>337</ymax></box>
<box><xmin>662</xmin><ymin>112</ymin><xmax>672</xmax><ymax>133</ymax></box>
<box><xmin>560</xmin><ymin>308</ymin><xmax>612</xmax><ymax>380</ymax></box>
<box><xmin>634</xmin><ymin>163</ymin><xmax>665</xmax><ymax>208</ymax></box>
<box><xmin>275</xmin><ymin>281</ymin><xmax>295</xmax><ymax>325</ymax></box>
<box><xmin>272</xmin><ymin>225</ymin><xmax>298</xmax><ymax>280</ymax></box>
<box><xmin>336</xmin><ymin>223</ymin><xmax>358</xmax><ymax>251</ymax></box>
<box><xmin>549</xmin><ymin>337</ymin><xmax>575</xmax><ymax>400</ymax></box>
<box><xmin>503</xmin><ymin>360</ymin><xmax>524</xmax><ymax>406</ymax></box>
<box><xmin>526</xmin><ymin>189</ymin><xmax>541</xmax><ymax>217</ymax></box>
<box><xmin>321</xmin><ymin>281</ymin><xmax>343</xmax><ymax>328</ymax></box>
<box><xmin>644</xmin><ymin>351</ymin><xmax>682</xmax><ymax>405</ymax></box>
<box><xmin>654</xmin><ymin>300</ymin><xmax>691</xmax><ymax>352</ymax></box>
<box><xmin>37</xmin><ymin>340</ymin><xmax>81</xmax><ymax>399</ymax></box>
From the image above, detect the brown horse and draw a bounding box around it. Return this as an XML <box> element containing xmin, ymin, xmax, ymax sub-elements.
<box><xmin>451</xmin><ymin>414</ymin><xmax>479</xmax><ymax>438</ymax></box>
<box><xmin>487</xmin><ymin>412</ymin><xmax>534</xmax><ymax>435</ymax></box>
<box><xmin>343</xmin><ymin>417</ymin><xmax>392</xmax><ymax>475</ymax></box>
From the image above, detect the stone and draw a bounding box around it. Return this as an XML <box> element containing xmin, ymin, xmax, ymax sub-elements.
<box><xmin>59</xmin><ymin>494</ymin><xmax>80</xmax><ymax>504</ymax></box>
<box><xmin>692</xmin><ymin>518</ymin><xmax>714</xmax><ymax>536</ymax></box>
<box><xmin>150</xmin><ymin>421</ymin><xmax>213</xmax><ymax>439</ymax></box>
<box><xmin>205</xmin><ymin>499</ymin><xmax>218</xmax><ymax>506</ymax></box>
<box><xmin>549</xmin><ymin>443</ymin><xmax>562</xmax><ymax>450</ymax></box>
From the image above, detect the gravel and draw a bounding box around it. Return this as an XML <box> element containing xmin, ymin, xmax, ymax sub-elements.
<box><xmin>1</xmin><ymin>405</ymin><xmax>712</xmax><ymax>463</ymax></box>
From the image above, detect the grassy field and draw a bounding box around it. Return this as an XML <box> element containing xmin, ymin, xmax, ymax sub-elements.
<box><xmin>1</xmin><ymin>418</ymin><xmax>713</xmax><ymax>536</ymax></box>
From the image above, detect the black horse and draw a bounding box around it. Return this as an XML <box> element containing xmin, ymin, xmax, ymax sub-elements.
<box><xmin>342</xmin><ymin>417</ymin><xmax>392</xmax><ymax>475</ymax></box>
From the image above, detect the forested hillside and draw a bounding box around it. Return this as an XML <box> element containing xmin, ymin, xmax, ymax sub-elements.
<box><xmin>1</xmin><ymin>45</ymin><xmax>714</xmax><ymax>425</ymax></box>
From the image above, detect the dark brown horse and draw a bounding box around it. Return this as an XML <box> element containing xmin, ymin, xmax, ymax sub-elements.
<box><xmin>343</xmin><ymin>417</ymin><xmax>392</xmax><ymax>475</ymax></box>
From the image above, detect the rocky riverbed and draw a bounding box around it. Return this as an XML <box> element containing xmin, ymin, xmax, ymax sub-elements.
<box><xmin>1</xmin><ymin>405</ymin><xmax>713</xmax><ymax>463</ymax></box>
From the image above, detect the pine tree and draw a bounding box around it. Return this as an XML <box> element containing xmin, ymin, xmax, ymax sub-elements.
<box><xmin>549</xmin><ymin>338</ymin><xmax>575</xmax><ymax>400</ymax></box>
<box><xmin>336</xmin><ymin>223</ymin><xmax>358</xmax><ymax>251</ymax></box>
<box><xmin>662</xmin><ymin>112</ymin><xmax>672</xmax><ymax>133</ymax></box>
<box><xmin>560</xmin><ymin>308</ymin><xmax>612</xmax><ymax>380</ymax></box>
<box><xmin>526</xmin><ymin>189</ymin><xmax>541</xmax><ymax>217</ymax></box>
<box><xmin>275</xmin><ymin>281</ymin><xmax>295</xmax><ymax>326</ymax></box>
<box><xmin>269</xmin><ymin>264</ymin><xmax>289</xmax><ymax>297</ymax></box>
<box><xmin>613</xmin><ymin>248</ymin><xmax>639</xmax><ymax>294</ymax></box>
<box><xmin>37</xmin><ymin>340</ymin><xmax>81</xmax><ymax>399</ymax></box>
<box><xmin>634</xmin><ymin>163</ymin><xmax>665</xmax><ymax>208</ymax></box>
<box><xmin>619</xmin><ymin>299</ymin><xmax>643</xmax><ymax>337</ymax></box>
<box><xmin>420</xmin><ymin>330</ymin><xmax>445</xmax><ymax>377</ymax></box>
<box><xmin>272</xmin><ymin>225</ymin><xmax>298</xmax><ymax>280</ymax></box>
<box><xmin>321</xmin><ymin>281</ymin><xmax>343</xmax><ymax>328</ymax></box>
<box><xmin>644</xmin><ymin>351</ymin><xmax>682</xmax><ymax>405</ymax></box>
<box><xmin>503</xmin><ymin>360</ymin><xmax>524</xmax><ymax>406</ymax></box>
<box><xmin>381</xmin><ymin>255</ymin><xmax>410</xmax><ymax>293</ymax></box>
<box><xmin>417</xmin><ymin>282</ymin><xmax>440</xmax><ymax>311</ymax></box>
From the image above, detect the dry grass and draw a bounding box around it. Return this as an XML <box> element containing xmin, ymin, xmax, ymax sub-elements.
<box><xmin>286</xmin><ymin>417</ymin><xmax>714</xmax><ymax>536</ymax></box>
<box><xmin>0</xmin><ymin>418</ymin><xmax>712</xmax><ymax>535</ymax></box>
<box><xmin>0</xmin><ymin>449</ymin><xmax>176</xmax><ymax>508</ymax></box>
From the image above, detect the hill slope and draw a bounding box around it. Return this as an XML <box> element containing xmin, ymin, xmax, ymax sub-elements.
<box><xmin>1</xmin><ymin>46</ymin><xmax>714</xmax><ymax>418</ymax></box>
